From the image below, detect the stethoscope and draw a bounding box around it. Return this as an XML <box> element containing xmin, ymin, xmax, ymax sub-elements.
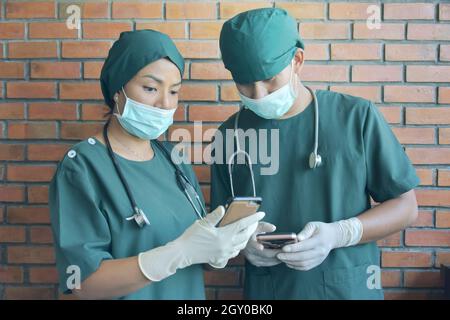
<box><xmin>103</xmin><ymin>121</ymin><xmax>207</xmax><ymax>228</ymax></box>
<box><xmin>229</xmin><ymin>86</ymin><xmax>321</xmax><ymax>193</ymax></box>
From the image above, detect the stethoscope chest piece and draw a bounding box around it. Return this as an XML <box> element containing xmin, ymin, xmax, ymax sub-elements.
<box><xmin>309</xmin><ymin>152</ymin><xmax>322</xmax><ymax>169</ymax></box>
<box><xmin>126</xmin><ymin>207</ymin><xmax>150</xmax><ymax>228</ymax></box>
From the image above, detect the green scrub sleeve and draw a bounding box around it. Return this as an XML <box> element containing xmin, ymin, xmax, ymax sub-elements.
<box><xmin>363</xmin><ymin>102</ymin><xmax>420</xmax><ymax>203</ymax></box>
<box><xmin>50</xmin><ymin>166</ymin><xmax>113</xmax><ymax>293</ymax></box>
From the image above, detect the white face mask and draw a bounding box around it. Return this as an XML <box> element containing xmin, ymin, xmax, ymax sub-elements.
<box><xmin>114</xmin><ymin>87</ymin><xmax>176</xmax><ymax>140</ymax></box>
<box><xmin>238</xmin><ymin>61</ymin><xmax>298</xmax><ymax>119</ymax></box>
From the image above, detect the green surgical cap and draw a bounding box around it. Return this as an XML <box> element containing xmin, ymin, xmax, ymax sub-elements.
<box><xmin>100</xmin><ymin>29</ymin><xmax>184</xmax><ymax>109</ymax></box>
<box><xmin>220</xmin><ymin>8</ymin><xmax>304</xmax><ymax>84</ymax></box>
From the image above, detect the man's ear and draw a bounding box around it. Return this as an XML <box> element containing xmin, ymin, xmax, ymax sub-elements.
<box><xmin>293</xmin><ymin>48</ymin><xmax>305</xmax><ymax>74</ymax></box>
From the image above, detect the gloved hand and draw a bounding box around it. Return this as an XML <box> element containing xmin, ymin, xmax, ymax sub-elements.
<box><xmin>277</xmin><ymin>218</ymin><xmax>363</xmax><ymax>271</ymax></box>
<box><xmin>243</xmin><ymin>222</ymin><xmax>283</xmax><ymax>267</ymax></box>
<box><xmin>138</xmin><ymin>206</ymin><xmax>264</xmax><ymax>281</ymax></box>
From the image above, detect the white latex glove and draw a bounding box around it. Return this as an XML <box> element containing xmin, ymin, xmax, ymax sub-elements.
<box><xmin>243</xmin><ymin>222</ymin><xmax>283</xmax><ymax>267</ymax></box>
<box><xmin>277</xmin><ymin>218</ymin><xmax>363</xmax><ymax>271</ymax></box>
<box><xmin>138</xmin><ymin>206</ymin><xmax>264</xmax><ymax>281</ymax></box>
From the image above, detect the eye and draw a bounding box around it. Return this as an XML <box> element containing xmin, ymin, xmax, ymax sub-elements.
<box><xmin>170</xmin><ymin>90</ymin><xmax>179</xmax><ymax>95</ymax></box>
<box><xmin>143</xmin><ymin>86</ymin><xmax>156</xmax><ymax>93</ymax></box>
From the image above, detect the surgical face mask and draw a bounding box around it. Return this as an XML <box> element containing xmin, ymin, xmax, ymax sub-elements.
<box><xmin>114</xmin><ymin>87</ymin><xmax>176</xmax><ymax>140</ymax></box>
<box><xmin>238</xmin><ymin>61</ymin><xmax>298</xmax><ymax>119</ymax></box>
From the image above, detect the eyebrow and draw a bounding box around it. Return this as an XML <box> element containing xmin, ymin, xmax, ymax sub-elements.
<box><xmin>143</xmin><ymin>74</ymin><xmax>182</xmax><ymax>87</ymax></box>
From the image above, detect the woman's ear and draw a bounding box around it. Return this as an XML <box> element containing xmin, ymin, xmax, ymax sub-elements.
<box><xmin>293</xmin><ymin>48</ymin><xmax>305</xmax><ymax>74</ymax></box>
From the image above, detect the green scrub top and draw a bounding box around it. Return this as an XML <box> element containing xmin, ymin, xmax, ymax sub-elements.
<box><xmin>211</xmin><ymin>90</ymin><xmax>419</xmax><ymax>300</ymax></box>
<box><xmin>49</xmin><ymin>138</ymin><xmax>206</xmax><ymax>300</ymax></box>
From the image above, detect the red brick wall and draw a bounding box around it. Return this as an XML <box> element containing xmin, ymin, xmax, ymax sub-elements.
<box><xmin>0</xmin><ymin>1</ymin><xmax>449</xmax><ymax>300</ymax></box>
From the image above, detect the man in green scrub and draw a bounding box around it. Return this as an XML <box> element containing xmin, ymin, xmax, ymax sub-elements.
<box><xmin>211</xmin><ymin>8</ymin><xmax>419</xmax><ymax>299</ymax></box>
<box><xmin>50</xmin><ymin>30</ymin><xmax>263</xmax><ymax>300</ymax></box>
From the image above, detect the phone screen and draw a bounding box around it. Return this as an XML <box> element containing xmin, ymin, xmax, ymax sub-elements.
<box><xmin>218</xmin><ymin>197</ymin><xmax>262</xmax><ymax>227</ymax></box>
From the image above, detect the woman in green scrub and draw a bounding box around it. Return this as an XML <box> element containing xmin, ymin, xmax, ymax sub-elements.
<box><xmin>211</xmin><ymin>8</ymin><xmax>419</xmax><ymax>299</ymax></box>
<box><xmin>49</xmin><ymin>30</ymin><xmax>263</xmax><ymax>300</ymax></box>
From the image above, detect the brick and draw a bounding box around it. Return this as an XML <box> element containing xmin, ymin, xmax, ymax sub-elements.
<box><xmin>415</xmin><ymin>169</ymin><xmax>434</xmax><ymax>186</ymax></box>
<box><xmin>381</xmin><ymin>251</ymin><xmax>432</xmax><ymax>267</ymax></box>
<box><xmin>415</xmin><ymin>189</ymin><xmax>450</xmax><ymax>206</ymax></box>
<box><xmin>352</xmin><ymin>65</ymin><xmax>402</xmax><ymax>82</ymax></box>
<box><xmin>175</xmin><ymin>41</ymin><xmax>219</xmax><ymax>59</ymax></box>
<box><xmin>304</xmin><ymin>43</ymin><xmax>329</xmax><ymax>61</ymax></box>
<box><xmin>300</xmin><ymin>22</ymin><xmax>349</xmax><ymax>39</ymax></box>
<box><xmin>353</xmin><ymin>23</ymin><xmax>405</xmax><ymax>40</ymax></box>
<box><xmin>391</xmin><ymin>127</ymin><xmax>434</xmax><ymax>145</ymax></box>
<box><xmin>384</xmin><ymin>290</ymin><xmax>432</xmax><ymax>300</ymax></box>
<box><xmin>204</xmin><ymin>270</ymin><xmax>240</xmax><ymax>286</ymax></box>
<box><xmin>377</xmin><ymin>232</ymin><xmax>401</xmax><ymax>247</ymax></box>
<box><xmin>8</xmin><ymin>122</ymin><xmax>57</xmax><ymax>139</ymax></box>
<box><xmin>441</xmin><ymin>45</ymin><xmax>450</xmax><ymax>61</ymax></box>
<box><xmin>330</xmin><ymin>86</ymin><xmax>381</xmax><ymax>102</ymax></box>
<box><xmin>382</xmin><ymin>270</ymin><xmax>401</xmax><ymax>288</ymax></box>
<box><xmin>385</xmin><ymin>44</ymin><xmax>436</xmax><ymax>61</ymax></box>
<box><xmin>29</xmin><ymin>102</ymin><xmax>77</xmax><ymax>120</ymax></box>
<box><xmin>331</xmin><ymin>43</ymin><xmax>381</xmax><ymax>60</ymax></box>
<box><xmin>62</xmin><ymin>41</ymin><xmax>111</xmax><ymax>58</ymax></box>
<box><xmin>31</xmin><ymin>62</ymin><xmax>80</xmax><ymax>79</ymax></box>
<box><xmin>408</xmin><ymin>66</ymin><xmax>450</xmax><ymax>83</ymax></box>
<box><xmin>301</xmin><ymin>65</ymin><xmax>349</xmax><ymax>82</ymax></box>
<box><xmin>81</xmin><ymin>104</ymin><xmax>110</xmax><ymax>120</ymax></box>
<box><xmin>405</xmin><ymin>229</ymin><xmax>450</xmax><ymax>247</ymax></box>
<box><xmin>220</xmin><ymin>2</ymin><xmax>271</xmax><ymax>19</ymax></box>
<box><xmin>0</xmin><ymin>103</ymin><xmax>25</xmax><ymax>119</ymax></box>
<box><xmin>0</xmin><ymin>144</ymin><xmax>25</xmax><ymax>161</ymax></box>
<box><xmin>330</xmin><ymin>3</ymin><xmax>375</xmax><ymax>20</ymax></box>
<box><xmin>436</xmin><ymin>210</ymin><xmax>450</xmax><ymax>228</ymax></box>
<box><xmin>7</xmin><ymin>206</ymin><xmax>50</xmax><ymax>224</ymax></box>
<box><xmin>4</xmin><ymin>287</ymin><xmax>55</xmax><ymax>300</ymax></box>
<box><xmin>190</xmin><ymin>22</ymin><xmax>222</xmax><ymax>40</ymax></box>
<box><xmin>438</xmin><ymin>127</ymin><xmax>448</xmax><ymax>144</ymax></box>
<box><xmin>189</xmin><ymin>105</ymin><xmax>239</xmax><ymax>122</ymax></box>
<box><xmin>276</xmin><ymin>3</ymin><xmax>325</xmax><ymax>19</ymax></box>
<box><xmin>438</xmin><ymin>170</ymin><xmax>450</xmax><ymax>187</ymax></box>
<box><xmin>0</xmin><ymin>62</ymin><xmax>24</xmax><ymax>78</ymax></box>
<box><xmin>0</xmin><ymin>22</ymin><xmax>25</xmax><ymax>39</ymax></box>
<box><xmin>0</xmin><ymin>266</ymin><xmax>23</xmax><ymax>283</ymax></box>
<box><xmin>439</xmin><ymin>87</ymin><xmax>450</xmax><ymax>104</ymax></box>
<box><xmin>166</xmin><ymin>2</ymin><xmax>215</xmax><ymax>19</ymax></box>
<box><xmin>83</xmin><ymin>22</ymin><xmax>132</xmax><ymax>39</ymax></box>
<box><xmin>29</xmin><ymin>22</ymin><xmax>77</xmax><ymax>39</ymax></box>
<box><xmin>0</xmin><ymin>226</ymin><xmax>26</xmax><ymax>243</ymax></box>
<box><xmin>408</xmin><ymin>24</ymin><xmax>450</xmax><ymax>41</ymax></box>
<box><xmin>404</xmin><ymin>271</ymin><xmax>442</xmax><ymax>288</ymax></box>
<box><xmin>6</xmin><ymin>1</ymin><xmax>55</xmax><ymax>19</ymax></box>
<box><xmin>379</xmin><ymin>106</ymin><xmax>401</xmax><ymax>124</ymax></box>
<box><xmin>7</xmin><ymin>165</ymin><xmax>55</xmax><ymax>182</ymax></box>
<box><xmin>83</xmin><ymin>61</ymin><xmax>103</xmax><ymax>79</ymax></box>
<box><xmin>436</xmin><ymin>251</ymin><xmax>450</xmax><ymax>267</ymax></box>
<box><xmin>7</xmin><ymin>82</ymin><xmax>55</xmax><ymax>99</ymax></box>
<box><xmin>59</xmin><ymin>2</ymin><xmax>108</xmax><ymax>19</ymax></box>
<box><xmin>30</xmin><ymin>226</ymin><xmax>54</xmax><ymax>244</ymax></box>
<box><xmin>384</xmin><ymin>86</ymin><xmax>435</xmax><ymax>103</ymax></box>
<box><xmin>136</xmin><ymin>22</ymin><xmax>186</xmax><ymax>39</ymax></box>
<box><xmin>220</xmin><ymin>84</ymin><xmax>239</xmax><ymax>102</ymax></box>
<box><xmin>384</xmin><ymin>3</ymin><xmax>435</xmax><ymax>20</ymax></box>
<box><xmin>112</xmin><ymin>2</ymin><xmax>162</xmax><ymax>19</ymax></box>
<box><xmin>406</xmin><ymin>108</ymin><xmax>450</xmax><ymax>125</ymax></box>
<box><xmin>27</xmin><ymin>185</ymin><xmax>49</xmax><ymax>204</ymax></box>
<box><xmin>191</xmin><ymin>62</ymin><xmax>231</xmax><ymax>80</ymax></box>
<box><xmin>60</xmin><ymin>122</ymin><xmax>103</xmax><ymax>140</ymax></box>
<box><xmin>441</xmin><ymin>4</ymin><xmax>450</xmax><ymax>20</ymax></box>
<box><xmin>411</xmin><ymin>210</ymin><xmax>434</xmax><ymax>227</ymax></box>
<box><xmin>59</xmin><ymin>82</ymin><xmax>103</xmax><ymax>100</ymax></box>
<box><xmin>8</xmin><ymin>246</ymin><xmax>55</xmax><ymax>264</ymax></box>
<box><xmin>406</xmin><ymin>148</ymin><xmax>450</xmax><ymax>165</ymax></box>
<box><xmin>0</xmin><ymin>186</ymin><xmax>25</xmax><ymax>203</ymax></box>
<box><xmin>179</xmin><ymin>84</ymin><xmax>216</xmax><ymax>101</ymax></box>
<box><xmin>28</xmin><ymin>144</ymin><xmax>72</xmax><ymax>161</ymax></box>
<box><xmin>8</xmin><ymin>42</ymin><xmax>57</xmax><ymax>58</ymax></box>
<box><xmin>29</xmin><ymin>266</ymin><xmax>58</xmax><ymax>283</ymax></box>
<box><xmin>217</xmin><ymin>289</ymin><xmax>244</xmax><ymax>300</ymax></box>
<box><xmin>192</xmin><ymin>165</ymin><xmax>210</xmax><ymax>183</ymax></box>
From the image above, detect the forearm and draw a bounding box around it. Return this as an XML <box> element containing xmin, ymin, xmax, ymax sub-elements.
<box><xmin>73</xmin><ymin>256</ymin><xmax>150</xmax><ymax>300</ymax></box>
<box><xmin>357</xmin><ymin>190</ymin><xmax>418</xmax><ymax>244</ymax></box>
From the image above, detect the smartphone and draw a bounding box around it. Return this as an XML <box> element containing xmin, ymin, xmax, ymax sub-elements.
<box><xmin>218</xmin><ymin>196</ymin><xmax>262</xmax><ymax>227</ymax></box>
<box><xmin>256</xmin><ymin>232</ymin><xmax>298</xmax><ymax>249</ymax></box>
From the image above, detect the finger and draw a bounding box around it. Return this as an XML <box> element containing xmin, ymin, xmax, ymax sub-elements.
<box><xmin>204</xmin><ymin>206</ymin><xmax>225</xmax><ymax>226</ymax></box>
<box><xmin>297</xmin><ymin>222</ymin><xmax>319</xmax><ymax>241</ymax></box>
<box><xmin>276</xmin><ymin>249</ymin><xmax>320</xmax><ymax>263</ymax></box>
<box><xmin>282</xmin><ymin>236</ymin><xmax>320</xmax><ymax>253</ymax></box>
<box><xmin>232</xmin><ymin>222</ymin><xmax>258</xmax><ymax>245</ymax></box>
<box><xmin>255</xmin><ymin>221</ymin><xmax>277</xmax><ymax>236</ymax></box>
<box><xmin>225</xmin><ymin>211</ymin><xmax>265</xmax><ymax>233</ymax></box>
<box><xmin>286</xmin><ymin>257</ymin><xmax>323</xmax><ymax>271</ymax></box>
